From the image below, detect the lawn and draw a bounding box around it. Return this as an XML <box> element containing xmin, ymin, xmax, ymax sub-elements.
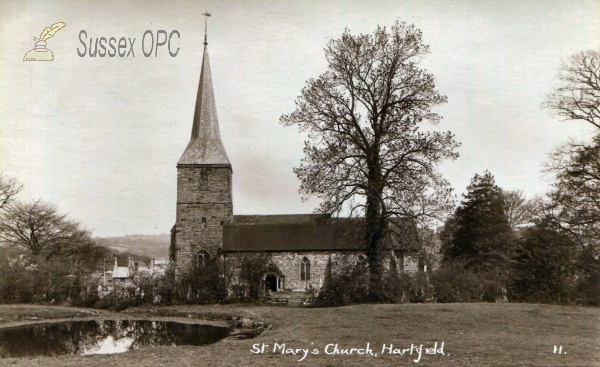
<box><xmin>0</xmin><ymin>302</ymin><xmax>598</xmax><ymax>366</ymax></box>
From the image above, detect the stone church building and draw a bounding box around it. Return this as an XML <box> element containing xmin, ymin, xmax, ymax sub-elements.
<box><xmin>170</xmin><ymin>38</ymin><xmax>421</xmax><ymax>294</ymax></box>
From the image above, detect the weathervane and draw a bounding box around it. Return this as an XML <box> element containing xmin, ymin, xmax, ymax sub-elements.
<box><xmin>203</xmin><ymin>12</ymin><xmax>211</xmax><ymax>45</ymax></box>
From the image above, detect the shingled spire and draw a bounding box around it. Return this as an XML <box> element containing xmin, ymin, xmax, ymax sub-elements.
<box><xmin>178</xmin><ymin>43</ymin><xmax>230</xmax><ymax>166</ymax></box>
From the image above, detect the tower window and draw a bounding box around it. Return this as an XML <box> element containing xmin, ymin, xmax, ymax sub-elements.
<box><xmin>301</xmin><ymin>257</ymin><xmax>311</xmax><ymax>281</ymax></box>
<box><xmin>202</xmin><ymin>218</ymin><xmax>207</xmax><ymax>228</ymax></box>
<box><xmin>199</xmin><ymin>168</ymin><xmax>209</xmax><ymax>190</ymax></box>
<box><xmin>200</xmin><ymin>168</ymin><xmax>208</xmax><ymax>182</ymax></box>
<box><xmin>197</xmin><ymin>250</ymin><xmax>209</xmax><ymax>266</ymax></box>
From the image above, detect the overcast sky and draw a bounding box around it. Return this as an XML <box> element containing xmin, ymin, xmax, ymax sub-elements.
<box><xmin>1</xmin><ymin>0</ymin><xmax>599</xmax><ymax>237</ymax></box>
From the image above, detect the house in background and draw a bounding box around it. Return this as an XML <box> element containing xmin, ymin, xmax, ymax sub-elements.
<box><xmin>97</xmin><ymin>255</ymin><xmax>166</xmax><ymax>287</ymax></box>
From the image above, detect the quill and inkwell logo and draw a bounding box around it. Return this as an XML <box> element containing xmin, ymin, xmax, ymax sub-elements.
<box><xmin>23</xmin><ymin>22</ymin><xmax>66</xmax><ymax>61</ymax></box>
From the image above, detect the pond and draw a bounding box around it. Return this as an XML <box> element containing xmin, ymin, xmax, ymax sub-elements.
<box><xmin>0</xmin><ymin>319</ymin><xmax>229</xmax><ymax>358</ymax></box>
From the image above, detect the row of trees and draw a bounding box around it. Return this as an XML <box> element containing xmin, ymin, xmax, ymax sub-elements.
<box><xmin>437</xmin><ymin>171</ymin><xmax>595</xmax><ymax>304</ymax></box>
<box><xmin>435</xmin><ymin>51</ymin><xmax>600</xmax><ymax>305</ymax></box>
<box><xmin>0</xmin><ymin>174</ymin><xmax>110</xmax><ymax>304</ymax></box>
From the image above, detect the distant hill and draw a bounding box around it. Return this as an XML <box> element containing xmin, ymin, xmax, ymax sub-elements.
<box><xmin>94</xmin><ymin>234</ymin><xmax>170</xmax><ymax>258</ymax></box>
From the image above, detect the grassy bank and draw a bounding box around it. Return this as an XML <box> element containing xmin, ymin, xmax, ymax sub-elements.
<box><xmin>0</xmin><ymin>303</ymin><xmax>598</xmax><ymax>366</ymax></box>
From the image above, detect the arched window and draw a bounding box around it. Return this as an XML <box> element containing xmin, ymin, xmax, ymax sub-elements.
<box><xmin>301</xmin><ymin>257</ymin><xmax>311</xmax><ymax>281</ymax></box>
<box><xmin>197</xmin><ymin>250</ymin><xmax>209</xmax><ymax>266</ymax></box>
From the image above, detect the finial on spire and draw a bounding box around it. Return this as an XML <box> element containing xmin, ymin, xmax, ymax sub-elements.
<box><xmin>202</xmin><ymin>12</ymin><xmax>211</xmax><ymax>45</ymax></box>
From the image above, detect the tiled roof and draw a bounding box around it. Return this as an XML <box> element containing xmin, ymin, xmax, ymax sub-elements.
<box><xmin>223</xmin><ymin>215</ymin><xmax>419</xmax><ymax>252</ymax></box>
<box><xmin>231</xmin><ymin>214</ymin><xmax>328</xmax><ymax>225</ymax></box>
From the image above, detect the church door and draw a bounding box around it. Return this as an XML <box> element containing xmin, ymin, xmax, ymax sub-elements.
<box><xmin>265</xmin><ymin>274</ymin><xmax>278</xmax><ymax>292</ymax></box>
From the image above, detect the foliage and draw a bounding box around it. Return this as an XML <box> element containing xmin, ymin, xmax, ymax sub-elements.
<box><xmin>575</xmin><ymin>247</ymin><xmax>600</xmax><ymax>305</ymax></box>
<box><xmin>398</xmin><ymin>271</ymin><xmax>433</xmax><ymax>303</ymax></box>
<box><xmin>177</xmin><ymin>253</ymin><xmax>228</xmax><ymax>304</ymax></box>
<box><xmin>541</xmin><ymin>49</ymin><xmax>600</xmax><ymax>305</ymax></box>
<box><xmin>444</xmin><ymin>171</ymin><xmax>513</xmax><ymax>271</ymax></box>
<box><xmin>0</xmin><ymin>249</ymin><xmax>98</xmax><ymax>305</ymax></box>
<box><xmin>280</xmin><ymin>21</ymin><xmax>459</xmax><ymax>299</ymax></box>
<box><xmin>94</xmin><ymin>282</ymin><xmax>137</xmax><ymax>311</ymax></box>
<box><xmin>543</xmin><ymin>135</ymin><xmax>600</xmax><ymax>260</ymax></box>
<box><xmin>509</xmin><ymin>221</ymin><xmax>578</xmax><ymax>304</ymax></box>
<box><xmin>317</xmin><ymin>256</ymin><xmax>369</xmax><ymax>306</ymax></box>
<box><xmin>430</xmin><ymin>261</ymin><xmax>504</xmax><ymax>303</ymax></box>
<box><xmin>382</xmin><ymin>256</ymin><xmax>402</xmax><ymax>301</ymax></box>
<box><xmin>236</xmin><ymin>253</ymin><xmax>273</xmax><ymax>301</ymax></box>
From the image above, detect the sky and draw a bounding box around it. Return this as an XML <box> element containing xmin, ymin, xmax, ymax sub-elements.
<box><xmin>0</xmin><ymin>0</ymin><xmax>599</xmax><ymax>237</ymax></box>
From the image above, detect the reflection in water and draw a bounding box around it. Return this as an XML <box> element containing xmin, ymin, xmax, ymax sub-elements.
<box><xmin>0</xmin><ymin>320</ymin><xmax>229</xmax><ymax>358</ymax></box>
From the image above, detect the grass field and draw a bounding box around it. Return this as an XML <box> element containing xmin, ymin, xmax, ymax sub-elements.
<box><xmin>0</xmin><ymin>303</ymin><xmax>598</xmax><ymax>366</ymax></box>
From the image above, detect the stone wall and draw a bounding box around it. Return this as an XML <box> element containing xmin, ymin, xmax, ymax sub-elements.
<box><xmin>224</xmin><ymin>250</ymin><xmax>421</xmax><ymax>293</ymax></box>
<box><xmin>175</xmin><ymin>165</ymin><xmax>232</xmax><ymax>264</ymax></box>
<box><xmin>272</xmin><ymin>251</ymin><xmax>353</xmax><ymax>291</ymax></box>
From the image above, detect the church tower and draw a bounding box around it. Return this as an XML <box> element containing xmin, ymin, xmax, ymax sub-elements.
<box><xmin>171</xmin><ymin>27</ymin><xmax>232</xmax><ymax>265</ymax></box>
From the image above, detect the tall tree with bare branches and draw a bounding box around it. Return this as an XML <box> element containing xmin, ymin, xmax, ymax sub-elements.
<box><xmin>543</xmin><ymin>50</ymin><xmax>600</xmax><ymax>129</ymax></box>
<box><xmin>544</xmin><ymin>137</ymin><xmax>600</xmax><ymax>258</ymax></box>
<box><xmin>542</xmin><ymin>50</ymin><xmax>600</xmax><ymax>302</ymax></box>
<box><xmin>543</xmin><ymin>50</ymin><xmax>600</xmax><ymax>256</ymax></box>
<box><xmin>0</xmin><ymin>173</ymin><xmax>22</xmax><ymax>210</ymax></box>
<box><xmin>280</xmin><ymin>21</ymin><xmax>459</xmax><ymax>300</ymax></box>
<box><xmin>0</xmin><ymin>200</ymin><xmax>90</xmax><ymax>261</ymax></box>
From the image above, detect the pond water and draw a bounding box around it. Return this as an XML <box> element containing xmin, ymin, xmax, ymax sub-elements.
<box><xmin>0</xmin><ymin>319</ymin><xmax>229</xmax><ymax>358</ymax></box>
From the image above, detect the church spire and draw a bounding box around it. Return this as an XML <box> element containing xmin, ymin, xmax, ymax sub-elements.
<box><xmin>178</xmin><ymin>14</ymin><xmax>230</xmax><ymax>166</ymax></box>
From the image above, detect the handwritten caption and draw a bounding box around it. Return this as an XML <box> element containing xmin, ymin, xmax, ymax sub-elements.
<box><xmin>251</xmin><ymin>342</ymin><xmax>445</xmax><ymax>363</ymax></box>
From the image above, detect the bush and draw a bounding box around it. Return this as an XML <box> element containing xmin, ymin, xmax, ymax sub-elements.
<box><xmin>0</xmin><ymin>252</ymin><xmax>93</xmax><ymax>305</ymax></box>
<box><xmin>508</xmin><ymin>223</ymin><xmax>578</xmax><ymax>304</ymax></box>
<box><xmin>398</xmin><ymin>271</ymin><xmax>434</xmax><ymax>303</ymax></box>
<box><xmin>430</xmin><ymin>261</ymin><xmax>504</xmax><ymax>303</ymax></box>
<box><xmin>237</xmin><ymin>253</ymin><xmax>272</xmax><ymax>301</ymax></box>
<box><xmin>177</xmin><ymin>256</ymin><xmax>228</xmax><ymax>304</ymax></box>
<box><xmin>574</xmin><ymin>250</ymin><xmax>600</xmax><ymax>306</ymax></box>
<box><xmin>317</xmin><ymin>256</ymin><xmax>369</xmax><ymax>306</ymax></box>
<box><xmin>94</xmin><ymin>283</ymin><xmax>137</xmax><ymax>311</ymax></box>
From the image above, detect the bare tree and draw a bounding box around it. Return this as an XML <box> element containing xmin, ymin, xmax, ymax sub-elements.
<box><xmin>543</xmin><ymin>50</ymin><xmax>600</xmax><ymax>129</ymax></box>
<box><xmin>0</xmin><ymin>199</ymin><xmax>90</xmax><ymax>261</ymax></box>
<box><xmin>502</xmin><ymin>189</ymin><xmax>534</xmax><ymax>229</ymax></box>
<box><xmin>543</xmin><ymin>49</ymin><xmax>600</xmax><ymax>257</ymax></box>
<box><xmin>0</xmin><ymin>173</ymin><xmax>22</xmax><ymax>210</ymax></box>
<box><xmin>280</xmin><ymin>21</ymin><xmax>459</xmax><ymax>299</ymax></box>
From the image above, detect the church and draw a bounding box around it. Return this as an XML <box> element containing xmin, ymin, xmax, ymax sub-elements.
<box><xmin>169</xmin><ymin>33</ymin><xmax>422</xmax><ymax>294</ymax></box>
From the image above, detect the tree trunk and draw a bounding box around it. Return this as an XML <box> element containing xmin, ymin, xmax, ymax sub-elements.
<box><xmin>365</xmin><ymin>164</ymin><xmax>386</xmax><ymax>301</ymax></box>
